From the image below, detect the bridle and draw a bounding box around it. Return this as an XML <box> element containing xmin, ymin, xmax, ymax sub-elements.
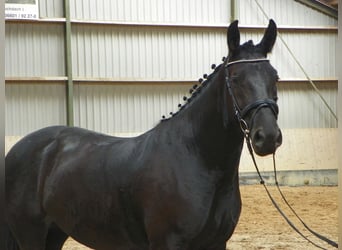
<box><xmin>224</xmin><ymin>58</ymin><xmax>279</xmax><ymax>136</ymax></box>
<box><xmin>224</xmin><ymin>58</ymin><xmax>338</xmax><ymax>249</ymax></box>
<box><xmin>224</xmin><ymin>57</ymin><xmax>278</xmax><ymax>181</ymax></box>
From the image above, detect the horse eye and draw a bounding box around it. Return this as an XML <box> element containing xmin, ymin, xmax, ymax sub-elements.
<box><xmin>229</xmin><ymin>75</ymin><xmax>238</xmax><ymax>84</ymax></box>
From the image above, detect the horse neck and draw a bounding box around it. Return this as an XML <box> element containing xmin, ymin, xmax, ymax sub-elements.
<box><xmin>164</xmin><ymin>66</ymin><xmax>244</xmax><ymax>168</ymax></box>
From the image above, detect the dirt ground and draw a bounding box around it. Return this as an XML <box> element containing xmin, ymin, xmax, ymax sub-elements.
<box><xmin>62</xmin><ymin>185</ymin><xmax>338</xmax><ymax>250</ymax></box>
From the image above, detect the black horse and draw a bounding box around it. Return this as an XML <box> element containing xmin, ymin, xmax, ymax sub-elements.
<box><xmin>5</xmin><ymin>20</ymin><xmax>282</xmax><ymax>250</ymax></box>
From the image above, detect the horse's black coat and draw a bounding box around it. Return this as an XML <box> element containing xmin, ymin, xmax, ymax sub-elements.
<box><xmin>4</xmin><ymin>20</ymin><xmax>281</xmax><ymax>250</ymax></box>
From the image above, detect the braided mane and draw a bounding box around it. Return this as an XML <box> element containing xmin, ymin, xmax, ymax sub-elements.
<box><xmin>161</xmin><ymin>58</ymin><xmax>226</xmax><ymax>121</ymax></box>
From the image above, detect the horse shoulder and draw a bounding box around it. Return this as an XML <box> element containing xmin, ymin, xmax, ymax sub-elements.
<box><xmin>132</xmin><ymin>146</ymin><xmax>219</xmax><ymax>239</ymax></box>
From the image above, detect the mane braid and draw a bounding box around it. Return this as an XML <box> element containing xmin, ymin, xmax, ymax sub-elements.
<box><xmin>161</xmin><ymin>63</ymin><xmax>224</xmax><ymax>122</ymax></box>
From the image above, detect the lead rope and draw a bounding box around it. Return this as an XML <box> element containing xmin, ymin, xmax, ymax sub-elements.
<box><xmin>272</xmin><ymin>154</ymin><xmax>338</xmax><ymax>248</ymax></box>
<box><xmin>243</xmin><ymin>131</ymin><xmax>338</xmax><ymax>249</ymax></box>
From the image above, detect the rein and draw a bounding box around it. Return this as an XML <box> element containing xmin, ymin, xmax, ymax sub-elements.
<box><xmin>225</xmin><ymin>58</ymin><xmax>338</xmax><ymax>249</ymax></box>
<box><xmin>245</xmin><ymin>139</ymin><xmax>338</xmax><ymax>249</ymax></box>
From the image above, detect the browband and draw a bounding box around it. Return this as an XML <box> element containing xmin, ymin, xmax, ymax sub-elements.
<box><xmin>225</xmin><ymin>58</ymin><xmax>269</xmax><ymax>67</ymax></box>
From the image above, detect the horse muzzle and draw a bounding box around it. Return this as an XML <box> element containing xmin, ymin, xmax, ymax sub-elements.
<box><xmin>250</xmin><ymin>126</ymin><xmax>282</xmax><ymax>156</ymax></box>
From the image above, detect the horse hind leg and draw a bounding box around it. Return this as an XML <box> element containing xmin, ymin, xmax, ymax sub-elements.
<box><xmin>45</xmin><ymin>223</ymin><xmax>69</xmax><ymax>250</ymax></box>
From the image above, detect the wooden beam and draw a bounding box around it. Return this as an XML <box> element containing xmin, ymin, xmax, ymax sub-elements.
<box><xmin>5</xmin><ymin>77</ymin><xmax>338</xmax><ymax>85</ymax></box>
<box><xmin>5</xmin><ymin>19</ymin><xmax>337</xmax><ymax>32</ymax></box>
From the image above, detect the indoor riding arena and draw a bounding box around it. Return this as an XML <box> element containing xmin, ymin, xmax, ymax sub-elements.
<box><xmin>5</xmin><ymin>0</ymin><xmax>340</xmax><ymax>249</ymax></box>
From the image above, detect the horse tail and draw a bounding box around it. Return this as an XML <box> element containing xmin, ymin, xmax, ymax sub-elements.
<box><xmin>1</xmin><ymin>224</ymin><xmax>20</xmax><ymax>250</ymax></box>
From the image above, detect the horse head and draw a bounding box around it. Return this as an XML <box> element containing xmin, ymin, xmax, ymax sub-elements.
<box><xmin>225</xmin><ymin>19</ymin><xmax>282</xmax><ymax>156</ymax></box>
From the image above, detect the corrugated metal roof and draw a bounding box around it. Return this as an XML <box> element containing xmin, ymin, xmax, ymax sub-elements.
<box><xmin>294</xmin><ymin>0</ymin><xmax>338</xmax><ymax>18</ymax></box>
<box><xmin>240</xmin><ymin>0</ymin><xmax>337</xmax><ymax>25</ymax></box>
<box><xmin>318</xmin><ymin>0</ymin><xmax>338</xmax><ymax>9</ymax></box>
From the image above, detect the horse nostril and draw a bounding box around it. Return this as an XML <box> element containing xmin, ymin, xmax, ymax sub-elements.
<box><xmin>253</xmin><ymin>129</ymin><xmax>266</xmax><ymax>148</ymax></box>
<box><xmin>251</xmin><ymin>129</ymin><xmax>268</xmax><ymax>156</ymax></box>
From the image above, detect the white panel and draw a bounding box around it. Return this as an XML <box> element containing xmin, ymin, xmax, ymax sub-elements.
<box><xmin>239</xmin><ymin>128</ymin><xmax>338</xmax><ymax>172</ymax></box>
<box><xmin>70</xmin><ymin>0</ymin><xmax>230</xmax><ymax>24</ymax></box>
<box><xmin>71</xmin><ymin>25</ymin><xmax>337</xmax><ymax>81</ymax></box>
<box><xmin>239</xmin><ymin>0</ymin><xmax>337</xmax><ymax>26</ymax></box>
<box><xmin>5</xmin><ymin>84</ymin><xmax>67</xmax><ymax>135</ymax></box>
<box><xmin>240</xmin><ymin>31</ymin><xmax>337</xmax><ymax>79</ymax></box>
<box><xmin>71</xmin><ymin>25</ymin><xmax>227</xmax><ymax>80</ymax></box>
<box><xmin>278</xmin><ymin>82</ymin><xmax>337</xmax><ymax>128</ymax></box>
<box><xmin>39</xmin><ymin>0</ymin><xmax>64</xmax><ymax>18</ymax></box>
<box><xmin>5</xmin><ymin>23</ymin><xmax>65</xmax><ymax>77</ymax></box>
<box><xmin>74</xmin><ymin>84</ymin><xmax>190</xmax><ymax>134</ymax></box>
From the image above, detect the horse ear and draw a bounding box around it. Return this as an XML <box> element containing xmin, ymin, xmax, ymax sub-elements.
<box><xmin>258</xmin><ymin>19</ymin><xmax>277</xmax><ymax>56</ymax></box>
<box><xmin>227</xmin><ymin>20</ymin><xmax>240</xmax><ymax>53</ymax></box>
